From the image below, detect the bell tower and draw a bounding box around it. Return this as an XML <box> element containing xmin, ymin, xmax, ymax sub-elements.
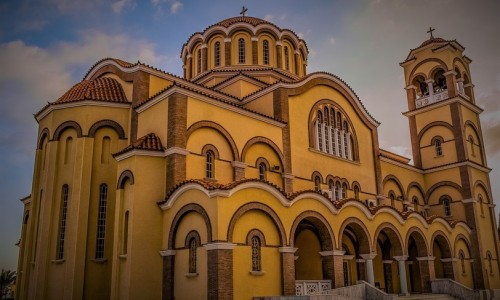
<box><xmin>400</xmin><ymin>30</ymin><xmax>499</xmax><ymax>289</ymax></box>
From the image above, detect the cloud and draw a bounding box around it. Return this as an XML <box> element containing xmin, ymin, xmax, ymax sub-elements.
<box><xmin>170</xmin><ymin>1</ymin><xmax>182</xmax><ymax>14</ymax></box>
<box><xmin>17</xmin><ymin>20</ymin><xmax>49</xmax><ymax>32</ymax></box>
<box><xmin>112</xmin><ymin>0</ymin><xmax>136</xmax><ymax>14</ymax></box>
<box><xmin>264</xmin><ymin>14</ymin><xmax>274</xmax><ymax>21</ymax></box>
<box><xmin>329</xmin><ymin>37</ymin><xmax>335</xmax><ymax>45</ymax></box>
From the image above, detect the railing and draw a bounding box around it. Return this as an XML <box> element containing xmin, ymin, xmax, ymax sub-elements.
<box><xmin>415</xmin><ymin>89</ymin><xmax>449</xmax><ymax>108</ymax></box>
<box><xmin>295</xmin><ymin>280</ymin><xmax>331</xmax><ymax>296</ymax></box>
<box><xmin>431</xmin><ymin>278</ymin><xmax>481</xmax><ymax>300</ymax></box>
<box><xmin>311</xmin><ymin>281</ymin><xmax>397</xmax><ymax>300</ymax></box>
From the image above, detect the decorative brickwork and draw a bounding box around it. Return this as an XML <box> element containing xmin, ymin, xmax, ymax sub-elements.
<box><xmin>207</xmin><ymin>249</ymin><xmax>233</xmax><ymax>300</ymax></box>
<box><xmin>52</xmin><ymin>121</ymin><xmax>83</xmax><ymax>140</ymax></box>
<box><xmin>333</xmin><ymin>254</ymin><xmax>344</xmax><ymax>288</ymax></box>
<box><xmin>88</xmin><ymin>119</ymin><xmax>126</xmax><ymax>139</ymax></box>
<box><xmin>233</xmin><ymin>165</ymin><xmax>245</xmax><ymax>181</ymax></box>
<box><xmin>383</xmin><ymin>263</ymin><xmax>393</xmax><ymax>293</ymax></box>
<box><xmin>252</xmin><ymin>40</ymin><xmax>258</xmax><ymax>64</ymax></box>
<box><xmin>280</xmin><ymin>252</ymin><xmax>296</xmax><ymax>295</ymax></box>
<box><xmin>162</xmin><ymin>255</ymin><xmax>175</xmax><ymax>300</ymax></box>
<box><xmin>225</xmin><ymin>41</ymin><xmax>231</xmax><ymax>65</ymax></box>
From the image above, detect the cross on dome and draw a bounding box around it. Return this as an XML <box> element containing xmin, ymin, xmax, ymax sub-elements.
<box><xmin>427</xmin><ymin>26</ymin><xmax>436</xmax><ymax>39</ymax></box>
<box><xmin>240</xmin><ymin>6</ymin><xmax>248</xmax><ymax>16</ymax></box>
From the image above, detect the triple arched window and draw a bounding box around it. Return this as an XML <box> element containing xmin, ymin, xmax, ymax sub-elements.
<box><xmin>314</xmin><ymin>104</ymin><xmax>355</xmax><ymax>161</ymax></box>
<box><xmin>328</xmin><ymin>180</ymin><xmax>350</xmax><ymax>201</ymax></box>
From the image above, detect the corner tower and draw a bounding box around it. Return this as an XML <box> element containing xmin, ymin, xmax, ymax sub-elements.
<box><xmin>401</xmin><ymin>32</ymin><xmax>499</xmax><ymax>289</ymax></box>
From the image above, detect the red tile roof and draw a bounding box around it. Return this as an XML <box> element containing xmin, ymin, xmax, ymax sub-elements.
<box><xmin>215</xmin><ymin>16</ymin><xmax>274</xmax><ymax>27</ymax></box>
<box><xmin>56</xmin><ymin>77</ymin><xmax>128</xmax><ymax>104</ymax></box>
<box><xmin>113</xmin><ymin>132</ymin><xmax>165</xmax><ymax>157</ymax></box>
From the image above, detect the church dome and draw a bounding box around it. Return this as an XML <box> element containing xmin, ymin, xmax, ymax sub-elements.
<box><xmin>181</xmin><ymin>15</ymin><xmax>308</xmax><ymax>80</ymax></box>
<box><xmin>56</xmin><ymin>77</ymin><xmax>128</xmax><ymax>104</ymax></box>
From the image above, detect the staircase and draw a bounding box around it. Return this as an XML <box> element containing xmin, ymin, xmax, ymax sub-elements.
<box><xmin>399</xmin><ymin>294</ymin><xmax>455</xmax><ymax>300</ymax></box>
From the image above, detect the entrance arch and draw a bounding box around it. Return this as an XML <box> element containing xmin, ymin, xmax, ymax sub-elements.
<box><xmin>406</xmin><ymin>228</ymin><xmax>430</xmax><ymax>293</ymax></box>
<box><xmin>432</xmin><ymin>232</ymin><xmax>454</xmax><ymax>280</ymax></box>
<box><xmin>373</xmin><ymin>224</ymin><xmax>404</xmax><ymax>294</ymax></box>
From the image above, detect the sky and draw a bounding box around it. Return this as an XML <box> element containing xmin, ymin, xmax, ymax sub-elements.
<box><xmin>1</xmin><ymin>0</ymin><xmax>499</xmax><ymax>271</ymax></box>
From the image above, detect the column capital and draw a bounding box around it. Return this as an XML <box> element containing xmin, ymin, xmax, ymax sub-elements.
<box><xmin>425</xmin><ymin>79</ymin><xmax>435</xmax><ymax>84</ymax></box>
<box><xmin>281</xmin><ymin>173</ymin><xmax>294</xmax><ymax>179</ymax></box>
<box><xmin>319</xmin><ymin>251</ymin><xmax>334</xmax><ymax>257</ymax></box>
<box><xmin>416</xmin><ymin>256</ymin><xmax>435</xmax><ymax>261</ymax></box>
<box><xmin>405</xmin><ymin>84</ymin><xmax>417</xmax><ymax>90</ymax></box>
<box><xmin>382</xmin><ymin>260</ymin><xmax>394</xmax><ymax>264</ymax></box>
<box><xmin>393</xmin><ymin>255</ymin><xmax>409</xmax><ymax>261</ymax></box>
<box><xmin>360</xmin><ymin>253</ymin><xmax>377</xmax><ymax>260</ymax></box>
<box><xmin>440</xmin><ymin>258</ymin><xmax>458</xmax><ymax>262</ymax></box>
<box><xmin>278</xmin><ymin>247</ymin><xmax>298</xmax><ymax>253</ymax></box>
<box><xmin>443</xmin><ymin>70</ymin><xmax>457</xmax><ymax>76</ymax></box>
<box><xmin>159</xmin><ymin>250</ymin><xmax>176</xmax><ymax>257</ymax></box>
<box><xmin>203</xmin><ymin>242</ymin><xmax>236</xmax><ymax>251</ymax></box>
<box><xmin>343</xmin><ymin>255</ymin><xmax>355</xmax><ymax>260</ymax></box>
<box><xmin>231</xmin><ymin>161</ymin><xmax>247</xmax><ymax>168</ymax></box>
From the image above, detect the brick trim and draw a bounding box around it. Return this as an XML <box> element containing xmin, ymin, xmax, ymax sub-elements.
<box><xmin>338</xmin><ymin>217</ymin><xmax>372</xmax><ymax>254</ymax></box>
<box><xmin>168</xmin><ymin>203</ymin><xmax>212</xmax><ymax>249</ymax></box>
<box><xmin>88</xmin><ymin>119</ymin><xmax>126</xmax><ymax>139</ymax></box>
<box><xmin>382</xmin><ymin>175</ymin><xmax>406</xmax><ymax>199</ymax></box>
<box><xmin>289</xmin><ymin>211</ymin><xmax>335</xmax><ymax>250</ymax></box>
<box><xmin>117</xmin><ymin>170</ymin><xmax>134</xmax><ymax>189</ymax></box>
<box><xmin>405</xmin><ymin>227</ymin><xmax>429</xmax><ymax>257</ymax></box>
<box><xmin>187</xmin><ymin>121</ymin><xmax>240</xmax><ymax>161</ymax></box>
<box><xmin>430</xmin><ymin>231</ymin><xmax>452</xmax><ymax>258</ymax></box>
<box><xmin>241</xmin><ymin>136</ymin><xmax>285</xmax><ymax>171</ymax></box>
<box><xmin>52</xmin><ymin>121</ymin><xmax>83</xmax><ymax>140</ymax></box>
<box><xmin>37</xmin><ymin>128</ymin><xmax>50</xmax><ymax>149</ymax></box>
<box><xmin>373</xmin><ymin>223</ymin><xmax>404</xmax><ymax>256</ymax></box>
<box><xmin>424</xmin><ymin>181</ymin><xmax>464</xmax><ymax>204</ymax></box>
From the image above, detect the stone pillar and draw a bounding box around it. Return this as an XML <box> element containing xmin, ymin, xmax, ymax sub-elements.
<box><xmin>204</xmin><ymin>243</ymin><xmax>235</xmax><ymax>300</ymax></box>
<box><xmin>231</xmin><ymin>161</ymin><xmax>246</xmax><ymax>181</ymax></box>
<box><xmin>444</xmin><ymin>70</ymin><xmax>457</xmax><ymax>97</ymax></box>
<box><xmin>456</xmin><ymin>78</ymin><xmax>465</xmax><ymax>96</ymax></box>
<box><xmin>160</xmin><ymin>250</ymin><xmax>176</xmax><ymax>300</ymax></box>
<box><xmin>224</xmin><ymin>38</ymin><xmax>231</xmax><ymax>65</ymax></box>
<box><xmin>294</xmin><ymin>52</ymin><xmax>300</xmax><ymax>75</ymax></box>
<box><xmin>166</xmin><ymin>93</ymin><xmax>188</xmax><ymax>190</ymax></box>
<box><xmin>405</xmin><ymin>85</ymin><xmax>417</xmax><ymax>110</ymax></box>
<box><xmin>382</xmin><ymin>260</ymin><xmax>394</xmax><ymax>293</ymax></box>
<box><xmin>416</xmin><ymin>256</ymin><xmax>435</xmax><ymax>293</ymax></box>
<box><xmin>394</xmin><ymin>256</ymin><xmax>409</xmax><ymax>295</ymax></box>
<box><xmin>360</xmin><ymin>254</ymin><xmax>376</xmax><ymax>286</ymax></box>
<box><xmin>333</xmin><ymin>250</ymin><xmax>346</xmax><ymax>288</ymax></box>
<box><xmin>282</xmin><ymin>173</ymin><xmax>294</xmax><ymax>194</ymax></box>
<box><xmin>279</xmin><ymin>247</ymin><xmax>297</xmax><ymax>295</ymax></box>
<box><xmin>426</xmin><ymin>79</ymin><xmax>434</xmax><ymax>101</ymax></box>
<box><xmin>276</xmin><ymin>42</ymin><xmax>282</xmax><ymax>68</ymax></box>
<box><xmin>201</xmin><ymin>44</ymin><xmax>208</xmax><ymax>72</ymax></box>
<box><xmin>185</xmin><ymin>55</ymin><xmax>192</xmax><ymax>80</ymax></box>
<box><xmin>319</xmin><ymin>251</ymin><xmax>335</xmax><ymax>287</ymax></box>
<box><xmin>252</xmin><ymin>37</ymin><xmax>258</xmax><ymax>64</ymax></box>
<box><xmin>441</xmin><ymin>258</ymin><xmax>457</xmax><ymax>280</ymax></box>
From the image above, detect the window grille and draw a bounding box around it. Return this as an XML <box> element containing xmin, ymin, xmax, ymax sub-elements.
<box><xmin>238</xmin><ymin>38</ymin><xmax>245</xmax><ymax>64</ymax></box>
<box><xmin>189</xmin><ymin>238</ymin><xmax>197</xmax><ymax>273</ymax></box>
<box><xmin>56</xmin><ymin>185</ymin><xmax>69</xmax><ymax>260</ymax></box>
<box><xmin>214</xmin><ymin>42</ymin><xmax>220</xmax><ymax>67</ymax></box>
<box><xmin>95</xmin><ymin>183</ymin><xmax>108</xmax><ymax>259</ymax></box>
<box><xmin>251</xmin><ymin>236</ymin><xmax>261</xmax><ymax>271</ymax></box>
<box><xmin>263</xmin><ymin>40</ymin><xmax>269</xmax><ymax>65</ymax></box>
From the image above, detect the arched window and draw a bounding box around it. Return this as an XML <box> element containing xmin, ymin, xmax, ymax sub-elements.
<box><xmin>412</xmin><ymin>196</ymin><xmax>419</xmax><ymax>212</ymax></box>
<box><xmin>56</xmin><ymin>184</ymin><xmax>69</xmax><ymax>260</ymax></box>
<box><xmin>259</xmin><ymin>162</ymin><xmax>267</xmax><ymax>180</ymax></box>
<box><xmin>329</xmin><ymin>180</ymin><xmax>336</xmax><ymax>201</ymax></box>
<box><xmin>251</xmin><ymin>236</ymin><xmax>261</xmax><ymax>271</ymax></box>
<box><xmin>316</xmin><ymin>110</ymin><xmax>323</xmax><ymax>150</ymax></box>
<box><xmin>314</xmin><ymin>176</ymin><xmax>321</xmax><ymax>192</ymax></box>
<box><xmin>336</xmin><ymin>181</ymin><xmax>342</xmax><ymax>200</ymax></box>
<box><xmin>468</xmin><ymin>135</ymin><xmax>475</xmax><ymax>156</ymax></box>
<box><xmin>432</xmin><ymin>137</ymin><xmax>443</xmax><ymax>157</ymax></box>
<box><xmin>206</xmin><ymin>150</ymin><xmax>214</xmax><ymax>179</ymax></box>
<box><xmin>101</xmin><ymin>136</ymin><xmax>111</xmax><ymax>164</ymax></box>
<box><xmin>263</xmin><ymin>40</ymin><xmax>269</xmax><ymax>65</ymax></box>
<box><xmin>284</xmin><ymin>46</ymin><xmax>290</xmax><ymax>70</ymax></box>
<box><xmin>330</xmin><ymin>108</ymin><xmax>335</xmax><ymax>126</ymax></box>
<box><xmin>336</xmin><ymin>112</ymin><xmax>342</xmax><ymax>129</ymax></box>
<box><xmin>238</xmin><ymin>38</ymin><xmax>245</xmax><ymax>64</ymax></box>
<box><xmin>95</xmin><ymin>183</ymin><xmax>108</xmax><ymax>259</ymax></box>
<box><xmin>324</xmin><ymin>108</ymin><xmax>330</xmax><ymax>153</ymax></box>
<box><xmin>197</xmin><ymin>49</ymin><xmax>202</xmax><ymax>73</ymax></box>
<box><xmin>442</xmin><ymin>197</ymin><xmax>451</xmax><ymax>217</ymax></box>
<box><xmin>123</xmin><ymin>211</ymin><xmax>129</xmax><ymax>254</ymax></box>
<box><xmin>189</xmin><ymin>237</ymin><xmax>197</xmax><ymax>273</ymax></box>
<box><xmin>389</xmin><ymin>191</ymin><xmax>395</xmax><ymax>207</ymax></box>
<box><xmin>433</xmin><ymin>69</ymin><xmax>447</xmax><ymax>92</ymax></box>
<box><xmin>354</xmin><ymin>185</ymin><xmax>360</xmax><ymax>200</ymax></box>
<box><xmin>459</xmin><ymin>250</ymin><xmax>466</xmax><ymax>274</ymax></box>
<box><xmin>23</xmin><ymin>211</ymin><xmax>30</xmax><ymax>225</ymax></box>
<box><xmin>342</xmin><ymin>183</ymin><xmax>347</xmax><ymax>199</ymax></box>
<box><xmin>214</xmin><ymin>41</ymin><xmax>221</xmax><ymax>67</ymax></box>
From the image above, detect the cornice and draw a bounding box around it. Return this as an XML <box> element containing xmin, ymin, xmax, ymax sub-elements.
<box><xmin>403</xmin><ymin>95</ymin><xmax>483</xmax><ymax>117</ymax></box>
<box><xmin>35</xmin><ymin>100</ymin><xmax>130</xmax><ymax>122</ymax></box>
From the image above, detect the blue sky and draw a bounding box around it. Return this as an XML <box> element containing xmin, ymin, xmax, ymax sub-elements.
<box><xmin>1</xmin><ymin>0</ymin><xmax>499</xmax><ymax>271</ymax></box>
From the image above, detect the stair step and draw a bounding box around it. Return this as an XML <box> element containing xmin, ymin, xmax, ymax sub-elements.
<box><xmin>399</xmin><ymin>294</ymin><xmax>455</xmax><ymax>300</ymax></box>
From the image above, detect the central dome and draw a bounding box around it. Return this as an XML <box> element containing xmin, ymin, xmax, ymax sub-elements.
<box><xmin>181</xmin><ymin>15</ymin><xmax>308</xmax><ymax>80</ymax></box>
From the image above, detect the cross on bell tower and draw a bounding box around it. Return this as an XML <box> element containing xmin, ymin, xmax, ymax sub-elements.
<box><xmin>240</xmin><ymin>6</ymin><xmax>248</xmax><ymax>16</ymax></box>
<box><xmin>427</xmin><ymin>26</ymin><xmax>435</xmax><ymax>39</ymax></box>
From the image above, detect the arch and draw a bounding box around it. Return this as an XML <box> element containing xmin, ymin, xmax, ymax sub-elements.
<box><xmin>241</xmin><ymin>136</ymin><xmax>285</xmax><ymax>170</ymax></box>
<box><xmin>408</xmin><ymin>58</ymin><xmax>449</xmax><ymax>83</ymax></box>
<box><xmin>168</xmin><ymin>203</ymin><xmax>212</xmax><ymax>249</ymax></box>
<box><xmin>201</xmin><ymin>144</ymin><xmax>220</xmax><ymax>159</ymax></box>
<box><xmin>186</xmin><ymin>121</ymin><xmax>240</xmax><ymax>161</ymax></box>
<box><xmin>53</xmin><ymin>121</ymin><xmax>83</xmax><ymax>141</ymax></box>
<box><xmin>373</xmin><ymin>222</ymin><xmax>404</xmax><ymax>256</ymax></box>
<box><xmin>117</xmin><ymin>170</ymin><xmax>134</xmax><ymax>189</ymax></box>
<box><xmin>431</xmin><ymin>231</ymin><xmax>452</xmax><ymax>257</ymax></box>
<box><xmin>289</xmin><ymin>210</ymin><xmax>335</xmax><ymax>251</ymax></box>
<box><xmin>227</xmin><ymin>202</ymin><xmax>286</xmax><ymax>246</ymax></box>
<box><xmin>184</xmin><ymin>230</ymin><xmax>201</xmax><ymax>248</ymax></box>
<box><xmin>382</xmin><ymin>175</ymin><xmax>405</xmax><ymax>199</ymax></box>
<box><xmin>453</xmin><ymin>234</ymin><xmax>472</xmax><ymax>257</ymax></box>
<box><xmin>37</xmin><ymin>128</ymin><xmax>50</xmax><ymax>149</ymax></box>
<box><xmin>406</xmin><ymin>182</ymin><xmax>425</xmax><ymax>199</ymax></box>
<box><xmin>338</xmin><ymin>217</ymin><xmax>372</xmax><ymax>254</ymax></box>
<box><xmin>473</xmin><ymin>180</ymin><xmax>491</xmax><ymax>202</ymax></box>
<box><xmin>425</xmin><ymin>181</ymin><xmax>464</xmax><ymax>203</ymax></box>
<box><xmin>311</xmin><ymin>171</ymin><xmax>324</xmax><ymax>184</ymax></box>
<box><xmin>88</xmin><ymin>119</ymin><xmax>126</xmax><ymax>139</ymax></box>
<box><xmin>405</xmin><ymin>227</ymin><xmax>429</xmax><ymax>256</ymax></box>
<box><xmin>417</xmin><ymin>121</ymin><xmax>454</xmax><ymax>144</ymax></box>
<box><xmin>246</xmin><ymin>228</ymin><xmax>267</xmax><ymax>246</ymax></box>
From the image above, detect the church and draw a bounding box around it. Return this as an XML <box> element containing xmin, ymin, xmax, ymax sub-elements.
<box><xmin>16</xmin><ymin>12</ymin><xmax>500</xmax><ymax>300</ymax></box>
